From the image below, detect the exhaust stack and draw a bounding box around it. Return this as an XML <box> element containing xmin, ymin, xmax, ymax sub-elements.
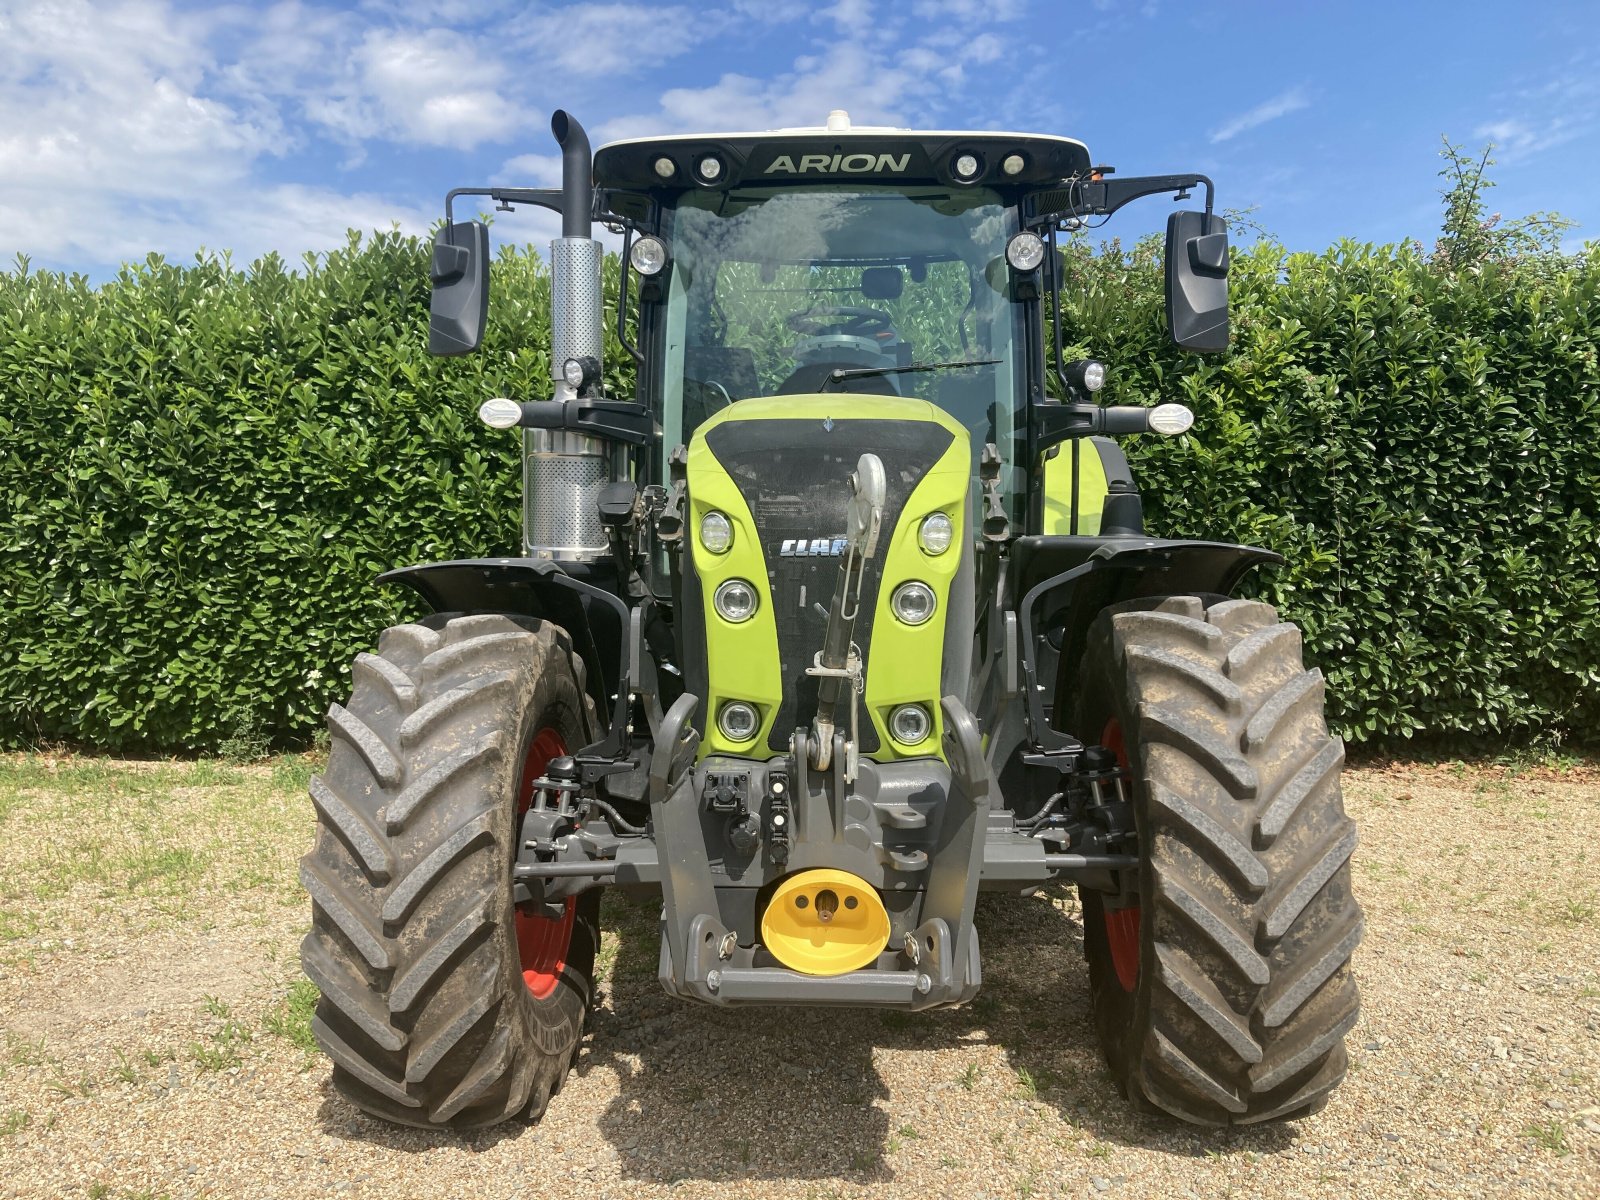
<box><xmin>547</xmin><ymin>109</ymin><xmax>602</xmax><ymax>402</ymax></box>
<box><xmin>523</xmin><ymin>110</ymin><xmax>612</xmax><ymax>561</ymax></box>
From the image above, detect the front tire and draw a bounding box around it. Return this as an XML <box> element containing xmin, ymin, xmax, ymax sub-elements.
<box><xmin>300</xmin><ymin>614</ymin><xmax>600</xmax><ymax>1130</ymax></box>
<box><xmin>1074</xmin><ymin>596</ymin><xmax>1363</xmax><ymax>1125</ymax></box>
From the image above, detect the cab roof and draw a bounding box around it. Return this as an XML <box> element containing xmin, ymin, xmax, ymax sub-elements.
<box><xmin>593</xmin><ymin>109</ymin><xmax>1091</xmax><ymax>192</ymax></box>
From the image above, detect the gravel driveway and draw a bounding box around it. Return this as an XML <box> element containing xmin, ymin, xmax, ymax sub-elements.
<box><xmin>0</xmin><ymin>753</ymin><xmax>1596</xmax><ymax>1199</ymax></box>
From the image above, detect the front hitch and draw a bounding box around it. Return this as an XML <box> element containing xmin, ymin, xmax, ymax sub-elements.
<box><xmin>806</xmin><ymin>453</ymin><xmax>885</xmax><ymax>778</ymax></box>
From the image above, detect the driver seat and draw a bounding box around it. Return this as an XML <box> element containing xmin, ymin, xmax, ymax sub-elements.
<box><xmin>776</xmin><ymin>362</ymin><xmax>899</xmax><ymax>396</ymax></box>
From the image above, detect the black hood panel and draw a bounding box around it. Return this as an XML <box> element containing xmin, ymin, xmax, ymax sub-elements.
<box><xmin>703</xmin><ymin>417</ymin><xmax>955</xmax><ymax>752</ymax></box>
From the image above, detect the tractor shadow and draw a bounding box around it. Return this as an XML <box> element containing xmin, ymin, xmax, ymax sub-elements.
<box><xmin>584</xmin><ymin>886</ymin><xmax>1298</xmax><ymax>1186</ymax></box>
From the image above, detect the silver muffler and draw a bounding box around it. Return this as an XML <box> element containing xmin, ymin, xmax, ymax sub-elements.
<box><xmin>523</xmin><ymin>110</ymin><xmax>613</xmax><ymax>561</ymax></box>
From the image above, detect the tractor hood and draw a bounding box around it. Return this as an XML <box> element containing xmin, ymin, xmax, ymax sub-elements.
<box><xmin>681</xmin><ymin>394</ymin><xmax>971</xmax><ymax>760</ymax></box>
<box><xmin>595</xmin><ymin>113</ymin><xmax>1091</xmax><ymax>192</ymax></box>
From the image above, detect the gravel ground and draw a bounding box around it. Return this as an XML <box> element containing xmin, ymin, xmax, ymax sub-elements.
<box><xmin>1</xmin><ymin>752</ymin><xmax>1597</xmax><ymax>1199</ymax></box>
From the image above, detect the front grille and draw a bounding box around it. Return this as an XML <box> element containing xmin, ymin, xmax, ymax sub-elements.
<box><xmin>703</xmin><ymin>418</ymin><xmax>955</xmax><ymax>752</ymax></box>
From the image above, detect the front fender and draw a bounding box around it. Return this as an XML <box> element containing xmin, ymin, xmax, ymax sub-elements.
<box><xmin>379</xmin><ymin>558</ymin><xmax>628</xmax><ymax>736</ymax></box>
<box><xmin>1008</xmin><ymin>535</ymin><xmax>1283</xmax><ymax>752</ymax></box>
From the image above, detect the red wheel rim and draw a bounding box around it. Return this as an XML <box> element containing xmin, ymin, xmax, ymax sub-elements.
<box><xmin>515</xmin><ymin>726</ymin><xmax>576</xmax><ymax>1001</ymax></box>
<box><xmin>1100</xmin><ymin>717</ymin><xmax>1141</xmax><ymax>993</ymax></box>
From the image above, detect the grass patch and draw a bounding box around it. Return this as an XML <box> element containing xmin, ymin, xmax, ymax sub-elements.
<box><xmin>0</xmin><ymin>908</ymin><xmax>39</xmax><ymax>942</ymax></box>
<box><xmin>270</xmin><ymin>755</ymin><xmax>320</xmax><ymax>792</ymax></box>
<box><xmin>1558</xmin><ymin>894</ymin><xmax>1597</xmax><ymax>925</ymax></box>
<box><xmin>191</xmin><ymin>998</ymin><xmax>254</xmax><ymax>1073</ymax></box>
<box><xmin>110</xmin><ymin>1050</ymin><xmax>139</xmax><ymax>1085</ymax></box>
<box><xmin>262</xmin><ymin>977</ymin><xmax>319</xmax><ymax>1052</ymax></box>
<box><xmin>0</xmin><ymin>1109</ymin><xmax>29</xmax><ymax>1136</ymax></box>
<box><xmin>5</xmin><ymin>1033</ymin><xmax>48</xmax><ymax>1068</ymax></box>
<box><xmin>45</xmin><ymin>1072</ymin><xmax>96</xmax><ymax>1099</ymax></box>
<box><xmin>0</xmin><ymin>752</ymin><xmax>312</xmax><ymax>930</ymax></box>
<box><xmin>120</xmin><ymin>845</ymin><xmax>207</xmax><ymax>893</ymax></box>
<box><xmin>1524</xmin><ymin>1119</ymin><xmax>1570</xmax><ymax>1155</ymax></box>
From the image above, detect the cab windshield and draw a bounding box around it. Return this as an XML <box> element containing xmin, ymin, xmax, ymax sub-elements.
<box><xmin>655</xmin><ymin>185</ymin><xmax>1026</xmax><ymax>507</ymax></box>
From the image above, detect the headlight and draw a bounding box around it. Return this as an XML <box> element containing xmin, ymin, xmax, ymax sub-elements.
<box><xmin>1006</xmin><ymin>231</ymin><xmax>1046</xmax><ymax>272</ymax></box>
<box><xmin>1067</xmin><ymin>358</ymin><xmax>1106</xmax><ymax>393</ymax></box>
<box><xmin>714</xmin><ymin>578</ymin><xmax>758</xmax><ymax>623</ymax></box>
<box><xmin>918</xmin><ymin>512</ymin><xmax>954</xmax><ymax>555</ymax></box>
<box><xmin>888</xmin><ymin>703</ymin><xmax>932</xmax><ymax>746</ymax></box>
<box><xmin>653</xmin><ymin>156</ymin><xmax>676</xmax><ymax>179</ymax></box>
<box><xmin>561</xmin><ymin>355</ymin><xmax>598</xmax><ymax>390</ymax></box>
<box><xmin>718</xmin><ymin>701</ymin><xmax>759</xmax><ymax>742</ymax></box>
<box><xmin>629</xmin><ymin>235</ymin><xmax>668</xmax><ymax>276</ymax></box>
<box><xmin>952</xmin><ymin>153</ymin><xmax>982</xmax><ymax>181</ymax></box>
<box><xmin>699</xmin><ymin>511</ymin><xmax>733</xmax><ymax>554</ymax></box>
<box><xmin>1001</xmin><ymin>152</ymin><xmax>1026</xmax><ymax>177</ymax></box>
<box><xmin>890</xmin><ymin>582</ymin><xmax>936</xmax><ymax>626</ymax></box>
<box><xmin>697</xmin><ymin>155</ymin><xmax>724</xmax><ymax>182</ymax></box>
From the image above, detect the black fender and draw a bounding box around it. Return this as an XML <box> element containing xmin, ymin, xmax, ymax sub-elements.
<box><xmin>1007</xmin><ymin>535</ymin><xmax>1283</xmax><ymax>751</ymax></box>
<box><xmin>379</xmin><ymin>558</ymin><xmax>629</xmax><ymax>743</ymax></box>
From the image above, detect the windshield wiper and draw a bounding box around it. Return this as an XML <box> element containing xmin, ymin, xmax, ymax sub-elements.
<box><xmin>822</xmin><ymin>358</ymin><xmax>1000</xmax><ymax>392</ymax></box>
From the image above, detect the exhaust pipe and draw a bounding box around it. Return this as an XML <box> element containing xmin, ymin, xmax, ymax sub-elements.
<box><xmin>551</xmin><ymin>110</ymin><xmax>591</xmax><ymax>239</ymax></box>
<box><xmin>547</xmin><ymin>109</ymin><xmax>601</xmax><ymax>395</ymax></box>
<box><xmin>521</xmin><ymin>110</ymin><xmax>612</xmax><ymax>561</ymax></box>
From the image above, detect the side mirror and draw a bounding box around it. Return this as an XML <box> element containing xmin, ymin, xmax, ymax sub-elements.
<box><xmin>1164</xmin><ymin>211</ymin><xmax>1229</xmax><ymax>353</ymax></box>
<box><xmin>427</xmin><ymin>221</ymin><xmax>490</xmax><ymax>356</ymax></box>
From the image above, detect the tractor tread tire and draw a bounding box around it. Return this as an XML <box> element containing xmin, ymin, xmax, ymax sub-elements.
<box><xmin>300</xmin><ymin>614</ymin><xmax>599</xmax><ymax>1130</ymax></box>
<box><xmin>1080</xmin><ymin>595</ymin><xmax>1363</xmax><ymax>1126</ymax></box>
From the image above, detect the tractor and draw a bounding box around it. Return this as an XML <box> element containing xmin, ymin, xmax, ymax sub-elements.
<box><xmin>300</xmin><ymin>108</ymin><xmax>1362</xmax><ymax>1131</ymax></box>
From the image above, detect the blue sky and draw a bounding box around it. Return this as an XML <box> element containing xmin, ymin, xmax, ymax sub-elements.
<box><xmin>3</xmin><ymin>0</ymin><xmax>1597</xmax><ymax>277</ymax></box>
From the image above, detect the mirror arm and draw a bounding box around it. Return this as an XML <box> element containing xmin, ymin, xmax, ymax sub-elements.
<box><xmin>1027</xmin><ymin>173</ymin><xmax>1216</xmax><ymax>229</ymax></box>
<box><xmin>1077</xmin><ymin>173</ymin><xmax>1214</xmax><ymax>220</ymax></box>
<box><xmin>507</xmin><ymin>398</ymin><xmax>652</xmax><ymax>446</ymax></box>
<box><xmin>1030</xmin><ymin>402</ymin><xmax>1165</xmax><ymax>451</ymax></box>
<box><xmin>443</xmin><ymin>186</ymin><xmax>566</xmax><ymax>225</ymax></box>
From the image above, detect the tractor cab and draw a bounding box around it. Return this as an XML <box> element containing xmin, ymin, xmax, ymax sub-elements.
<box><xmin>594</xmin><ymin>113</ymin><xmax>1156</xmax><ymax>530</ymax></box>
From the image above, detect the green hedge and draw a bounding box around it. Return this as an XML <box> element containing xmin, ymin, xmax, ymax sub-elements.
<box><xmin>0</xmin><ymin>235</ymin><xmax>631</xmax><ymax>752</ymax></box>
<box><xmin>1058</xmin><ymin>234</ymin><xmax>1600</xmax><ymax>742</ymax></box>
<box><xmin>2</xmin><ymin>226</ymin><xmax>1596</xmax><ymax>752</ymax></box>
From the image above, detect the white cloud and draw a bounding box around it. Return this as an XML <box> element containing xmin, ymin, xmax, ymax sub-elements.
<box><xmin>0</xmin><ymin>2</ymin><xmax>280</xmax><ymax>198</ymax></box>
<box><xmin>282</xmin><ymin>26</ymin><xmax>521</xmax><ymax>149</ymax></box>
<box><xmin>497</xmin><ymin>153</ymin><xmax>566</xmax><ymax>188</ymax></box>
<box><xmin>0</xmin><ymin>183</ymin><xmax>434</xmax><ymax>270</ymax></box>
<box><xmin>822</xmin><ymin>0</ymin><xmax>876</xmax><ymax>35</ymax></box>
<box><xmin>512</xmin><ymin>5</ymin><xmax>701</xmax><ymax>77</ymax></box>
<box><xmin>1474</xmin><ymin>63</ymin><xmax>1599</xmax><ymax>164</ymax></box>
<box><xmin>0</xmin><ymin>0</ymin><xmax>452</xmax><ymax>270</ymax></box>
<box><xmin>597</xmin><ymin>37</ymin><xmax>968</xmax><ymax>143</ymax></box>
<box><xmin>964</xmin><ymin>33</ymin><xmax>1003</xmax><ymax>64</ymax></box>
<box><xmin>1473</xmin><ymin>117</ymin><xmax>1578</xmax><ymax>162</ymax></box>
<box><xmin>1209</xmin><ymin>86</ymin><xmax>1311</xmax><ymax>144</ymax></box>
<box><xmin>910</xmin><ymin>0</ymin><xmax>1025</xmax><ymax>20</ymax></box>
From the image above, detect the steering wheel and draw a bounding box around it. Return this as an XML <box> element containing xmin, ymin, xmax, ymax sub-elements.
<box><xmin>785</xmin><ymin>305</ymin><xmax>895</xmax><ymax>338</ymax></box>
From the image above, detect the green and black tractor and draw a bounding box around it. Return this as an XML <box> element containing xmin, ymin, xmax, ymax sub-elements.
<box><xmin>301</xmin><ymin>108</ymin><xmax>1362</xmax><ymax>1130</ymax></box>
